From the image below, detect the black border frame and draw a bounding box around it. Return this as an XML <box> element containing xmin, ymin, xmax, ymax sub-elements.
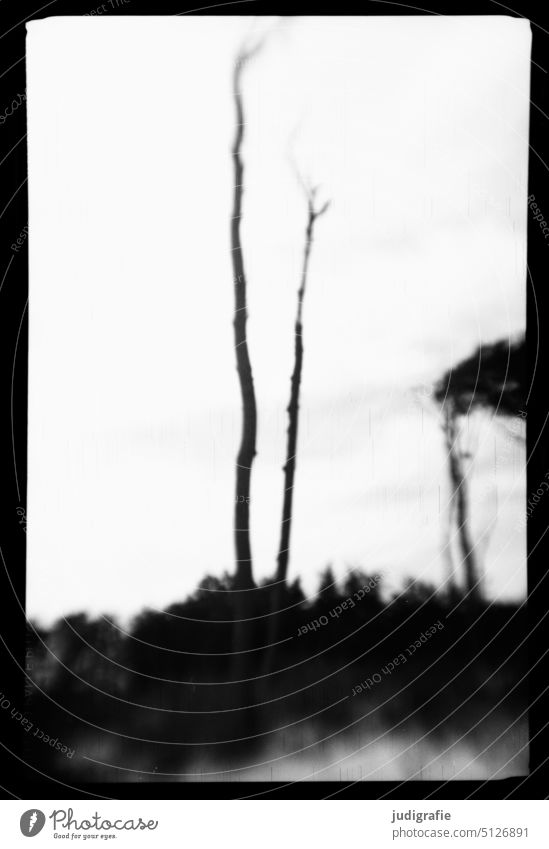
<box><xmin>0</xmin><ymin>0</ymin><xmax>547</xmax><ymax>800</ymax></box>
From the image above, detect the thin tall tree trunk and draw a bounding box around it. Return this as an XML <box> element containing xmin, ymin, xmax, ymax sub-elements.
<box><xmin>443</xmin><ymin>403</ymin><xmax>480</xmax><ymax>601</ymax></box>
<box><xmin>227</xmin><ymin>43</ymin><xmax>267</xmax><ymax>716</ymax></box>
<box><xmin>230</xmin><ymin>49</ymin><xmax>259</xmax><ymax>592</ymax></box>
<box><xmin>276</xmin><ymin>189</ymin><xmax>329</xmax><ymax>585</ymax></box>
<box><xmin>264</xmin><ymin>187</ymin><xmax>329</xmax><ymax>669</ymax></box>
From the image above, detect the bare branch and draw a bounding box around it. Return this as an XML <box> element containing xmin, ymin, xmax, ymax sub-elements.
<box><xmin>315</xmin><ymin>199</ymin><xmax>331</xmax><ymax>218</ymax></box>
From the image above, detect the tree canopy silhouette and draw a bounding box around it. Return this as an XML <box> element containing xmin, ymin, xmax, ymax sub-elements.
<box><xmin>434</xmin><ymin>336</ymin><xmax>525</xmax><ymax>417</ymax></box>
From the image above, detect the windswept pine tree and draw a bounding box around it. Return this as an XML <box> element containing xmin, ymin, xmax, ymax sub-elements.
<box><xmin>434</xmin><ymin>336</ymin><xmax>525</xmax><ymax>601</ymax></box>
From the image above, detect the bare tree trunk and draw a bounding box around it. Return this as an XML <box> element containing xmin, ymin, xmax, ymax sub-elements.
<box><xmin>264</xmin><ymin>187</ymin><xmax>329</xmax><ymax>668</ymax></box>
<box><xmin>443</xmin><ymin>403</ymin><xmax>480</xmax><ymax>602</ymax></box>
<box><xmin>226</xmin><ymin>43</ymin><xmax>268</xmax><ymax>720</ymax></box>
<box><xmin>276</xmin><ymin>188</ymin><xmax>329</xmax><ymax>586</ymax></box>
<box><xmin>230</xmin><ymin>49</ymin><xmax>260</xmax><ymax>592</ymax></box>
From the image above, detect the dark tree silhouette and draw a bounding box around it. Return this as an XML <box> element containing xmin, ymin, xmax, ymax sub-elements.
<box><xmin>263</xmin><ymin>183</ymin><xmax>329</xmax><ymax>667</ymax></box>
<box><xmin>434</xmin><ymin>336</ymin><xmax>525</xmax><ymax>600</ymax></box>
<box><xmin>230</xmin><ymin>43</ymin><xmax>263</xmax><ymax>592</ymax></box>
<box><xmin>317</xmin><ymin>565</ymin><xmax>339</xmax><ymax>604</ymax></box>
<box><xmin>276</xmin><ymin>183</ymin><xmax>329</xmax><ymax>587</ymax></box>
<box><xmin>227</xmin><ymin>38</ymin><xmax>270</xmax><ymax>697</ymax></box>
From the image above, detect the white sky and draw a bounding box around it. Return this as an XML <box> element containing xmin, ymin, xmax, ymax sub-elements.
<box><xmin>26</xmin><ymin>16</ymin><xmax>530</xmax><ymax>624</ymax></box>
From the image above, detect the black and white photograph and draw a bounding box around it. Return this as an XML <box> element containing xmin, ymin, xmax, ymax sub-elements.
<box><xmin>20</xmin><ymin>14</ymin><xmax>531</xmax><ymax>784</ymax></box>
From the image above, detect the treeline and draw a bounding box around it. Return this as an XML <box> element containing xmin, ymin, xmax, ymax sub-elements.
<box><xmin>23</xmin><ymin>569</ymin><xmax>527</xmax><ymax>780</ymax></box>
